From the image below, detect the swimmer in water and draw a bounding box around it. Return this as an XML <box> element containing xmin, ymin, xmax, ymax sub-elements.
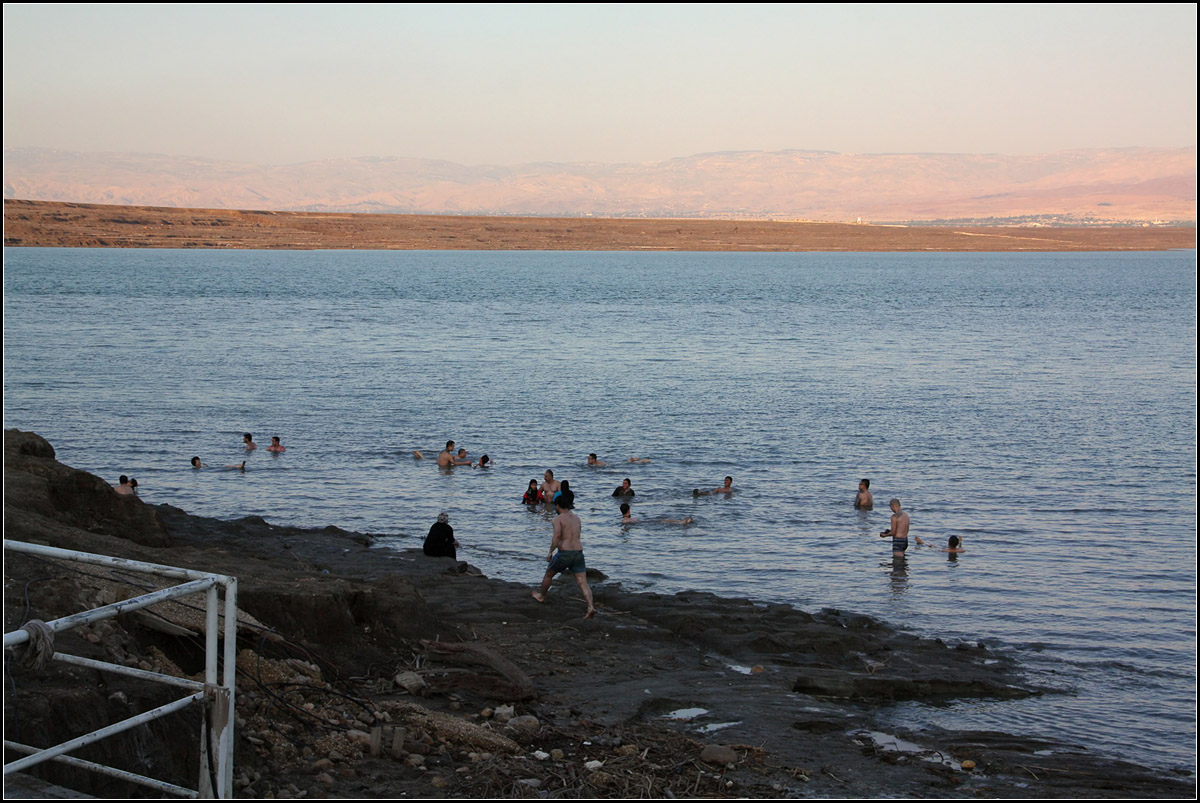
<box><xmin>436</xmin><ymin>440</ymin><xmax>456</xmax><ymax>467</ymax></box>
<box><xmin>915</xmin><ymin>535</ymin><xmax>964</xmax><ymax>553</ymax></box>
<box><xmin>619</xmin><ymin>502</ymin><xmax>638</xmax><ymax>524</ymax></box>
<box><xmin>267</xmin><ymin>436</ymin><xmax>286</xmax><ymax>453</ymax></box>
<box><xmin>243</xmin><ymin>433</ymin><xmax>257</xmax><ymax>450</ymax></box>
<box><xmin>612</xmin><ymin>478</ymin><xmax>635</xmax><ymax>497</ymax></box>
<box><xmin>854</xmin><ymin>478</ymin><xmax>873</xmax><ymax>509</ymax></box>
<box><xmin>587</xmin><ymin>453</ymin><xmax>606</xmax><ymax>467</ymax></box>
<box><xmin>113</xmin><ymin>475</ymin><xmax>134</xmax><ymax>495</ymax></box>
<box><xmin>540</xmin><ymin>470</ymin><xmax>561</xmax><ymax>503</ymax></box>
<box><xmin>694</xmin><ymin>476</ymin><xmax>734</xmax><ymax>496</ymax></box>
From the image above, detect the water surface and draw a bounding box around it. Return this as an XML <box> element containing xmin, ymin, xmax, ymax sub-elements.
<box><xmin>4</xmin><ymin>247</ymin><xmax>1195</xmax><ymax>773</ymax></box>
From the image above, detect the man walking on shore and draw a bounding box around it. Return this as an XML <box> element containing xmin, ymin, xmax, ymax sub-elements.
<box><xmin>531</xmin><ymin>496</ymin><xmax>596</xmax><ymax>618</ymax></box>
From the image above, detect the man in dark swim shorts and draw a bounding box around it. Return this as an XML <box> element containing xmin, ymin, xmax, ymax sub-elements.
<box><xmin>880</xmin><ymin>498</ymin><xmax>910</xmax><ymax>557</ymax></box>
<box><xmin>531</xmin><ymin>496</ymin><xmax>596</xmax><ymax>618</ymax></box>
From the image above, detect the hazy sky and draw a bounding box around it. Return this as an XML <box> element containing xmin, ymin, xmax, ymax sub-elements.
<box><xmin>4</xmin><ymin>3</ymin><xmax>1196</xmax><ymax>165</ymax></box>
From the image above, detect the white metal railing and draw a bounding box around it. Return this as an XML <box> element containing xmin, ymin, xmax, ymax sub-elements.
<box><xmin>3</xmin><ymin>540</ymin><xmax>237</xmax><ymax>798</ymax></box>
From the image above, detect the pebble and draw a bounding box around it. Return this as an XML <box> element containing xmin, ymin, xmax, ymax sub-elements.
<box><xmin>506</xmin><ymin>715</ymin><xmax>540</xmax><ymax>732</ymax></box>
<box><xmin>700</xmin><ymin>745</ymin><xmax>738</xmax><ymax>766</ymax></box>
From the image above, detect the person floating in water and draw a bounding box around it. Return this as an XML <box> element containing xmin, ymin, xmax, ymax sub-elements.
<box><xmin>880</xmin><ymin>498</ymin><xmax>910</xmax><ymax>557</ymax></box>
<box><xmin>436</xmin><ymin>441</ymin><xmax>456</xmax><ymax>467</ymax></box>
<box><xmin>267</xmin><ymin>436</ymin><xmax>286</xmax><ymax>453</ymax></box>
<box><xmin>191</xmin><ymin>457</ymin><xmax>206</xmax><ymax>468</ymax></box>
<box><xmin>694</xmin><ymin>476</ymin><xmax>734</xmax><ymax>496</ymax></box>
<box><xmin>113</xmin><ymin>475</ymin><xmax>135</xmax><ymax>495</ymax></box>
<box><xmin>612</xmin><ymin>478</ymin><xmax>635</xmax><ymax>497</ymax></box>
<box><xmin>531</xmin><ymin>495</ymin><xmax>596</xmax><ymax>619</ymax></box>
<box><xmin>477</xmin><ymin>454</ymin><xmax>491</xmax><ymax>468</ymax></box>
<box><xmin>627</xmin><ymin>457</ymin><xmax>651</xmax><ymax>464</ymax></box>
<box><xmin>916</xmin><ymin>535</ymin><xmax>964</xmax><ymax>553</ymax></box>
<box><xmin>523</xmin><ymin>479</ymin><xmax>542</xmax><ymax>505</ymax></box>
<box><xmin>423</xmin><ymin>512</ymin><xmax>460</xmax><ymax>559</ymax></box>
<box><xmin>243</xmin><ymin>433</ymin><xmax>257</xmax><ymax>450</ymax></box>
<box><xmin>854</xmin><ymin>478</ymin><xmax>873</xmax><ymax>509</ymax></box>
<box><xmin>587</xmin><ymin>453</ymin><xmax>606</xmax><ymax>467</ymax></box>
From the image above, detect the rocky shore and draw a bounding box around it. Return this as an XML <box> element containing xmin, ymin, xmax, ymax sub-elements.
<box><xmin>4</xmin><ymin>429</ymin><xmax>1193</xmax><ymax>798</ymax></box>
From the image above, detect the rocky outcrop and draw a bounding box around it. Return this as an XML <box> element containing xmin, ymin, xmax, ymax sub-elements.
<box><xmin>4</xmin><ymin>429</ymin><xmax>169</xmax><ymax>547</ymax></box>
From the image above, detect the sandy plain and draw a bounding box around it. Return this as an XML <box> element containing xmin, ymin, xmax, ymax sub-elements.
<box><xmin>4</xmin><ymin>199</ymin><xmax>1195</xmax><ymax>251</ymax></box>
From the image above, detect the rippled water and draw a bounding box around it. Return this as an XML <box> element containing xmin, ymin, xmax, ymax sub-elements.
<box><xmin>3</xmin><ymin>247</ymin><xmax>1195</xmax><ymax>773</ymax></box>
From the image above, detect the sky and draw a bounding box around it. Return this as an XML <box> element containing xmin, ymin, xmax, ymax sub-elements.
<box><xmin>3</xmin><ymin>3</ymin><xmax>1196</xmax><ymax>166</ymax></box>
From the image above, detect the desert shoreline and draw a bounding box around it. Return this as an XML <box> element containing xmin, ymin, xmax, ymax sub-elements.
<box><xmin>5</xmin><ymin>429</ymin><xmax>1195</xmax><ymax>798</ymax></box>
<box><xmin>5</xmin><ymin>198</ymin><xmax>1195</xmax><ymax>252</ymax></box>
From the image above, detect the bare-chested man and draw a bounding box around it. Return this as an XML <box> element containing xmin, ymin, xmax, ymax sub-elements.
<box><xmin>113</xmin><ymin>475</ymin><xmax>134</xmax><ymax>495</ymax></box>
<box><xmin>540</xmin><ymin>469</ymin><xmax>561</xmax><ymax>502</ymax></box>
<box><xmin>436</xmin><ymin>440</ymin><xmax>456</xmax><ymax>467</ymax></box>
<box><xmin>855</xmin><ymin>478</ymin><xmax>873</xmax><ymax>509</ymax></box>
<box><xmin>879</xmin><ymin>498</ymin><xmax>910</xmax><ymax>556</ymax></box>
<box><xmin>243</xmin><ymin>433</ymin><xmax>257</xmax><ymax>450</ymax></box>
<box><xmin>452</xmin><ymin>448</ymin><xmax>474</xmax><ymax>467</ymax></box>
<box><xmin>531</xmin><ymin>496</ymin><xmax>595</xmax><ymax>618</ymax></box>
<box><xmin>587</xmin><ymin>453</ymin><xmax>606</xmax><ymax>467</ymax></box>
<box><xmin>694</xmin><ymin>476</ymin><xmax>734</xmax><ymax>496</ymax></box>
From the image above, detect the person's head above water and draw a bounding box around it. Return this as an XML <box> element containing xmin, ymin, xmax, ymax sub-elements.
<box><xmin>244</xmin><ymin>433</ymin><xmax>253</xmax><ymax>442</ymax></box>
<box><xmin>479</xmin><ymin>454</ymin><xmax>490</xmax><ymax>466</ymax></box>
<box><xmin>437</xmin><ymin>511</ymin><xmax>449</xmax><ymax>524</ymax></box>
<box><xmin>545</xmin><ymin>469</ymin><xmax>554</xmax><ymax>480</ymax></box>
<box><xmin>948</xmin><ymin>535</ymin><xmax>960</xmax><ymax>548</ymax></box>
<box><xmin>191</xmin><ymin>457</ymin><xmax>202</xmax><ymax>468</ymax></box>
<box><xmin>860</xmin><ymin>478</ymin><xmax>870</xmax><ymax>489</ymax></box>
<box><xmin>556</xmin><ymin>495</ymin><xmax>575</xmax><ymax>511</ymax></box>
<box><xmin>119</xmin><ymin>475</ymin><xmax>129</xmax><ymax>484</ymax></box>
<box><xmin>620</xmin><ymin>503</ymin><xmax>631</xmax><ymax>515</ymax></box>
<box><xmin>446</xmin><ymin>440</ymin><xmax>455</xmax><ymax>451</ymax></box>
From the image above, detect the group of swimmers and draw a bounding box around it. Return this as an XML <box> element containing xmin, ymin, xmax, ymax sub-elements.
<box><xmin>855</xmin><ymin>478</ymin><xmax>964</xmax><ymax>556</ymax></box>
<box><xmin>184</xmin><ymin>433</ymin><xmax>289</xmax><ymax>474</ymax></box>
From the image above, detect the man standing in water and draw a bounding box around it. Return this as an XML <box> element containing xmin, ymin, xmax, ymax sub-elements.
<box><xmin>880</xmin><ymin>498</ymin><xmax>910</xmax><ymax>556</ymax></box>
<box><xmin>436</xmin><ymin>441</ymin><xmax>456</xmax><ymax>467</ymax></box>
<box><xmin>532</xmin><ymin>496</ymin><xmax>596</xmax><ymax>619</ymax></box>
<box><xmin>540</xmin><ymin>469</ymin><xmax>561</xmax><ymax>502</ymax></box>
<box><xmin>855</xmin><ymin>478</ymin><xmax>873</xmax><ymax>509</ymax></box>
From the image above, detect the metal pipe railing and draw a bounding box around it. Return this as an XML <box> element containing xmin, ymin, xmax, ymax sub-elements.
<box><xmin>3</xmin><ymin>539</ymin><xmax>238</xmax><ymax>798</ymax></box>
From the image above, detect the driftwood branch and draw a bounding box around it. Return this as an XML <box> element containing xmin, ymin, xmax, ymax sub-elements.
<box><xmin>420</xmin><ymin>640</ymin><xmax>536</xmax><ymax>701</ymax></box>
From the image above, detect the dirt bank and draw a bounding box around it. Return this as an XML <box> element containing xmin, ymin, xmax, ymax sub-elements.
<box><xmin>4</xmin><ymin>430</ymin><xmax>1193</xmax><ymax>797</ymax></box>
<box><xmin>5</xmin><ymin>199</ymin><xmax>1195</xmax><ymax>251</ymax></box>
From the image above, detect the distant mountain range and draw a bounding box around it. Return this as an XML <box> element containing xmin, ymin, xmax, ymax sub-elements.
<box><xmin>3</xmin><ymin>146</ymin><xmax>1195</xmax><ymax>223</ymax></box>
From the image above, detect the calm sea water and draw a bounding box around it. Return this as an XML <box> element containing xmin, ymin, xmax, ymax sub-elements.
<box><xmin>4</xmin><ymin>247</ymin><xmax>1196</xmax><ymax>774</ymax></box>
